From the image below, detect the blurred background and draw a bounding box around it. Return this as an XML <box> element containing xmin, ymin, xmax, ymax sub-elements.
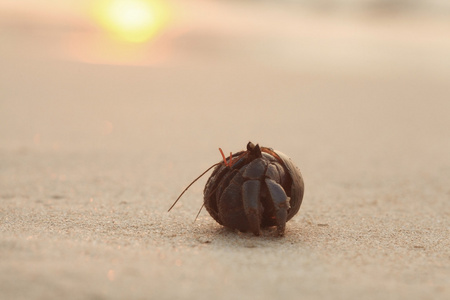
<box><xmin>2</xmin><ymin>3</ymin><xmax>449</xmax><ymax>299</ymax></box>
<box><xmin>1</xmin><ymin>0</ymin><xmax>449</xmax><ymax>177</ymax></box>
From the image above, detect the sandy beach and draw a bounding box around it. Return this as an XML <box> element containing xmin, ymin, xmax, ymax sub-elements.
<box><xmin>1</xmin><ymin>1</ymin><xmax>450</xmax><ymax>299</ymax></box>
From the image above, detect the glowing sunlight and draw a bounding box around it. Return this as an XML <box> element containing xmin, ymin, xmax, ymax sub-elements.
<box><xmin>91</xmin><ymin>0</ymin><xmax>171</xmax><ymax>43</ymax></box>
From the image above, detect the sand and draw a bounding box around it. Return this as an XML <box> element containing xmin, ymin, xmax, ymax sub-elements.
<box><xmin>1</xmin><ymin>2</ymin><xmax>450</xmax><ymax>299</ymax></box>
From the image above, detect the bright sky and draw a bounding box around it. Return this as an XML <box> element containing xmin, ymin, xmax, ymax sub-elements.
<box><xmin>0</xmin><ymin>0</ymin><xmax>172</xmax><ymax>44</ymax></box>
<box><xmin>90</xmin><ymin>0</ymin><xmax>171</xmax><ymax>43</ymax></box>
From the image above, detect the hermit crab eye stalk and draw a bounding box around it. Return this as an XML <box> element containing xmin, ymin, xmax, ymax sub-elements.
<box><xmin>169</xmin><ymin>141</ymin><xmax>305</xmax><ymax>236</ymax></box>
<box><xmin>246</xmin><ymin>142</ymin><xmax>262</xmax><ymax>159</ymax></box>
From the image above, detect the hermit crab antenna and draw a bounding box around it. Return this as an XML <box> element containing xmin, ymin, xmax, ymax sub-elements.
<box><xmin>229</xmin><ymin>151</ymin><xmax>248</xmax><ymax>167</ymax></box>
<box><xmin>168</xmin><ymin>162</ymin><xmax>221</xmax><ymax>212</ymax></box>
<box><xmin>219</xmin><ymin>148</ymin><xmax>228</xmax><ymax>166</ymax></box>
<box><xmin>219</xmin><ymin>148</ymin><xmax>239</xmax><ymax>168</ymax></box>
<box><xmin>193</xmin><ymin>203</ymin><xmax>205</xmax><ymax>223</ymax></box>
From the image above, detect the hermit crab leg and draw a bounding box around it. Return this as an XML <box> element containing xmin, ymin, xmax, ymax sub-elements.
<box><xmin>265</xmin><ymin>178</ymin><xmax>290</xmax><ymax>236</ymax></box>
<box><xmin>242</xmin><ymin>180</ymin><xmax>263</xmax><ymax>236</ymax></box>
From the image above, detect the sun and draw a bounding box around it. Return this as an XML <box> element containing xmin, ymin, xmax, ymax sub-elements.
<box><xmin>91</xmin><ymin>0</ymin><xmax>171</xmax><ymax>43</ymax></box>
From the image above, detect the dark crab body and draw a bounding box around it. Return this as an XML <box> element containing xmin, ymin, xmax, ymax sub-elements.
<box><xmin>203</xmin><ymin>142</ymin><xmax>304</xmax><ymax>236</ymax></box>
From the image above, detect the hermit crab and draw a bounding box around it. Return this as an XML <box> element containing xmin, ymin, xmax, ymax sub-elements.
<box><xmin>169</xmin><ymin>142</ymin><xmax>304</xmax><ymax>236</ymax></box>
